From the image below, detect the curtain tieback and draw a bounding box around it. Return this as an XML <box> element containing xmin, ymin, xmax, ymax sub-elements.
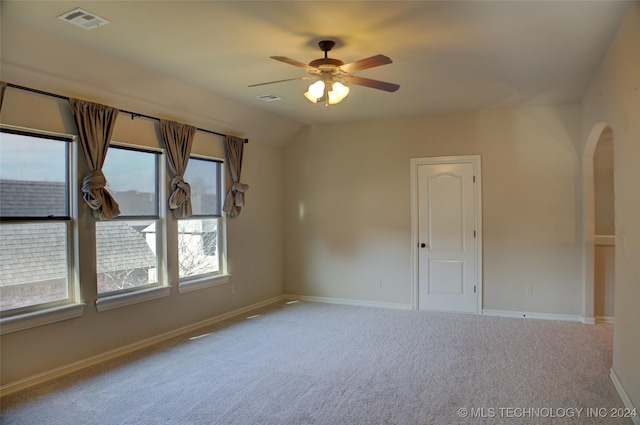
<box><xmin>82</xmin><ymin>169</ymin><xmax>106</xmax><ymax>189</ymax></box>
<box><xmin>169</xmin><ymin>175</ymin><xmax>191</xmax><ymax>209</ymax></box>
<box><xmin>232</xmin><ymin>182</ymin><xmax>249</xmax><ymax>206</ymax></box>
<box><xmin>80</xmin><ymin>170</ymin><xmax>120</xmax><ymax>219</ymax></box>
<box><xmin>81</xmin><ymin>170</ymin><xmax>107</xmax><ymax>209</ymax></box>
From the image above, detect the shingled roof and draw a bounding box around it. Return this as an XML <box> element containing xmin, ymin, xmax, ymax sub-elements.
<box><xmin>96</xmin><ymin>221</ymin><xmax>156</xmax><ymax>272</ymax></box>
<box><xmin>1</xmin><ymin>179</ymin><xmax>219</xmax><ymax>292</ymax></box>
<box><xmin>0</xmin><ymin>221</ymin><xmax>156</xmax><ymax>287</ymax></box>
<box><xmin>0</xmin><ymin>223</ymin><xmax>67</xmax><ymax>286</ymax></box>
<box><xmin>0</xmin><ymin>180</ymin><xmax>155</xmax><ymax>287</ymax></box>
<box><xmin>0</xmin><ymin>180</ymin><xmax>67</xmax><ymax>217</ymax></box>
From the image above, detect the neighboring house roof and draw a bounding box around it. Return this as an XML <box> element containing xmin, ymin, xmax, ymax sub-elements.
<box><xmin>96</xmin><ymin>221</ymin><xmax>156</xmax><ymax>273</ymax></box>
<box><xmin>110</xmin><ymin>190</ymin><xmax>156</xmax><ymax>216</ymax></box>
<box><xmin>0</xmin><ymin>221</ymin><xmax>156</xmax><ymax>286</ymax></box>
<box><xmin>0</xmin><ymin>223</ymin><xmax>67</xmax><ymax>286</ymax></box>
<box><xmin>0</xmin><ymin>180</ymin><xmax>67</xmax><ymax>217</ymax></box>
<box><xmin>0</xmin><ymin>180</ymin><xmax>155</xmax><ymax>287</ymax></box>
<box><xmin>1</xmin><ymin>179</ymin><xmax>219</xmax><ymax>287</ymax></box>
<box><xmin>0</xmin><ymin>180</ymin><xmax>218</xmax><ymax>219</ymax></box>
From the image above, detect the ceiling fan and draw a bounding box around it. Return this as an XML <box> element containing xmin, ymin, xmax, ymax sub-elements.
<box><xmin>249</xmin><ymin>40</ymin><xmax>400</xmax><ymax>105</ymax></box>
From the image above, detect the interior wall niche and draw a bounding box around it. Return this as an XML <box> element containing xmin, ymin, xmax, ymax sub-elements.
<box><xmin>593</xmin><ymin>129</ymin><xmax>615</xmax><ymax>235</ymax></box>
<box><xmin>592</xmin><ymin>126</ymin><xmax>615</xmax><ymax>321</ymax></box>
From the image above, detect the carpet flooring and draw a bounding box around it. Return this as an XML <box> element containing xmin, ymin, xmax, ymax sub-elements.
<box><xmin>0</xmin><ymin>300</ymin><xmax>633</xmax><ymax>424</ymax></box>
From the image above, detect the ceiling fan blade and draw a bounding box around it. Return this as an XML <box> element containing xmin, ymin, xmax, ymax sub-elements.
<box><xmin>339</xmin><ymin>54</ymin><xmax>392</xmax><ymax>73</ymax></box>
<box><xmin>343</xmin><ymin>75</ymin><xmax>400</xmax><ymax>92</ymax></box>
<box><xmin>270</xmin><ymin>56</ymin><xmax>319</xmax><ymax>72</ymax></box>
<box><xmin>248</xmin><ymin>76</ymin><xmax>315</xmax><ymax>87</ymax></box>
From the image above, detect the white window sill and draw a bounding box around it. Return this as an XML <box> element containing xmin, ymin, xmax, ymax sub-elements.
<box><xmin>178</xmin><ymin>273</ymin><xmax>230</xmax><ymax>294</ymax></box>
<box><xmin>0</xmin><ymin>303</ymin><xmax>86</xmax><ymax>335</ymax></box>
<box><xmin>96</xmin><ymin>286</ymin><xmax>171</xmax><ymax>312</ymax></box>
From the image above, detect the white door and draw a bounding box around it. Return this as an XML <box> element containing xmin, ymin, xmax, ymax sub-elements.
<box><xmin>412</xmin><ymin>156</ymin><xmax>481</xmax><ymax>313</ymax></box>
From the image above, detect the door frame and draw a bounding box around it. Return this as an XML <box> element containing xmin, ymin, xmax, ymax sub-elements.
<box><xmin>410</xmin><ymin>155</ymin><xmax>483</xmax><ymax>312</ymax></box>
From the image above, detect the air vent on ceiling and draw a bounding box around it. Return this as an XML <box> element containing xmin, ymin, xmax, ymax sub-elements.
<box><xmin>257</xmin><ymin>94</ymin><xmax>283</xmax><ymax>102</ymax></box>
<box><xmin>58</xmin><ymin>8</ymin><xmax>110</xmax><ymax>30</ymax></box>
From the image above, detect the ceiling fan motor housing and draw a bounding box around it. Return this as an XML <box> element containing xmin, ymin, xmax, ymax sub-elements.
<box><xmin>308</xmin><ymin>40</ymin><xmax>344</xmax><ymax>74</ymax></box>
<box><xmin>309</xmin><ymin>57</ymin><xmax>344</xmax><ymax>72</ymax></box>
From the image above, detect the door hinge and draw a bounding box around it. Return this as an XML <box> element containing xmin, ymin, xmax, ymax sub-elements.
<box><xmin>473</xmin><ymin>175</ymin><xmax>476</xmax><ymax>183</ymax></box>
<box><xmin>474</xmin><ymin>230</ymin><xmax>476</xmax><ymax>238</ymax></box>
<box><xmin>474</xmin><ymin>285</ymin><xmax>477</xmax><ymax>293</ymax></box>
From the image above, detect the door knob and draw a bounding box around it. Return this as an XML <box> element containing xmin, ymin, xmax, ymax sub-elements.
<box><xmin>420</xmin><ymin>243</ymin><xmax>427</xmax><ymax>248</ymax></box>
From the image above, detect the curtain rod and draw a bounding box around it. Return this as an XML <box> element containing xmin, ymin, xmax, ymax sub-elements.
<box><xmin>6</xmin><ymin>82</ymin><xmax>248</xmax><ymax>144</ymax></box>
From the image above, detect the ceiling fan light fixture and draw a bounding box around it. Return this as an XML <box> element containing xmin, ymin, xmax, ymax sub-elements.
<box><xmin>308</xmin><ymin>81</ymin><xmax>325</xmax><ymax>98</ymax></box>
<box><xmin>303</xmin><ymin>90</ymin><xmax>318</xmax><ymax>103</ymax></box>
<box><xmin>328</xmin><ymin>82</ymin><xmax>349</xmax><ymax>104</ymax></box>
<box><xmin>304</xmin><ymin>80</ymin><xmax>349</xmax><ymax>105</ymax></box>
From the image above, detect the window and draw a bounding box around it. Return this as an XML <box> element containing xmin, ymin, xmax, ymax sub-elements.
<box><xmin>178</xmin><ymin>157</ymin><xmax>226</xmax><ymax>283</ymax></box>
<box><xmin>96</xmin><ymin>146</ymin><xmax>162</xmax><ymax>296</ymax></box>
<box><xmin>0</xmin><ymin>128</ymin><xmax>77</xmax><ymax>316</ymax></box>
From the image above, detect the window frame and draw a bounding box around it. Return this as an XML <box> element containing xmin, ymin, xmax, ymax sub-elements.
<box><xmin>0</xmin><ymin>125</ymin><xmax>233</xmax><ymax>329</ymax></box>
<box><xmin>177</xmin><ymin>154</ymin><xmax>229</xmax><ymax>293</ymax></box>
<box><xmin>95</xmin><ymin>142</ymin><xmax>170</xmax><ymax>312</ymax></box>
<box><xmin>0</xmin><ymin>125</ymin><xmax>84</xmax><ymax>333</ymax></box>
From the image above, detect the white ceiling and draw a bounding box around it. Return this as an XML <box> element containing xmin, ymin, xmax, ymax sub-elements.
<box><xmin>1</xmin><ymin>1</ymin><xmax>632</xmax><ymax>126</ymax></box>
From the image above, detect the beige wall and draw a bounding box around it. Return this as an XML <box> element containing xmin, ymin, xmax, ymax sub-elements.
<box><xmin>581</xmin><ymin>2</ymin><xmax>640</xmax><ymax>412</ymax></box>
<box><xmin>0</xmin><ymin>71</ymin><xmax>285</xmax><ymax>388</ymax></box>
<box><xmin>284</xmin><ymin>104</ymin><xmax>583</xmax><ymax>315</ymax></box>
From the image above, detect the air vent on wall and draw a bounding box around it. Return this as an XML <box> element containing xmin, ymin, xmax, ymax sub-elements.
<box><xmin>257</xmin><ymin>94</ymin><xmax>283</xmax><ymax>102</ymax></box>
<box><xmin>58</xmin><ymin>8</ymin><xmax>110</xmax><ymax>30</ymax></box>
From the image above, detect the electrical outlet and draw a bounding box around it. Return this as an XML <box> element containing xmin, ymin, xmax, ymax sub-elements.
<box><xmin>231</xmin><ymin>285</ymin><xmax>236</xmax><ymax>295</ymax></box>
<box><xmin>376</xmin><ymin>279</ymin><xmax>382</xmax><ymax>288</ymax></box>
<box><xmin>525</xmin><ymin>286</ymin><xmax>533</xmax><ymax>296</ymax></box>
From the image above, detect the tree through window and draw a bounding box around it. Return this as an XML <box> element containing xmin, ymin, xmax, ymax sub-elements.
<box><xmin>178</xmin><ymin>157</ymin><xmax>224</xmax><ymax>280</ymax></box>
<box><xmin>96</xmin><ymin>146</ymin><xmax>161</xmax><ymax>295</ymax></box>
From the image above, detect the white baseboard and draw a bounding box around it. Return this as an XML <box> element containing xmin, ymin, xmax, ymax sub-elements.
<box><xmin>0</xmin><ymin>295</ymin><xmax>285</xmax><ymax>397</ymax></box>
<box><xmin>482</xmin><ymin>309</ymin><xmax>583</xmax><ymax>322</ymax></box>
<box><xmin>581</xmin><ymin>316</ymin><xmax>614</xmax><ymax>325</ymax></box>
<box><xmin>610</xmin><ymin>368</ymin><xmax>640</xmax><ymax>425</ymax></box>
<box><xmin>284</xmin><ymin>294</ymin><xmax>412</xmax><ymax>310</ymax></box>
<box><xmin>596</xmin><ymin>315</ymin><xmax>615</xmax><ymax>324</ymax></box>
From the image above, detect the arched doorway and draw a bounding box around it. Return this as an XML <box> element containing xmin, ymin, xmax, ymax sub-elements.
<box><xmin>582</xmin><ymin>123</ymin><xmax>615</xmax><ymax>324</ymax></box>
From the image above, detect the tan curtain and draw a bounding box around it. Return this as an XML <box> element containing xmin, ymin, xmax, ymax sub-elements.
<box><xmin>0</xmin><ymin>81</ymin><xmax>7</xmax><ymax>113</ymax></box>
<box><xmin>69</xmin><ymin>98</ymin><xmax>121</xmax><ymax>220</ymax></box>
<box><xmin>223</xmin><ymin>135</ymin><xmax>249</xmax><ymax>217</ymax></box>
<box><xmin>160</xmin><ymin>119</ymin><xmax>196</xmax><ymax>219</ymax></box>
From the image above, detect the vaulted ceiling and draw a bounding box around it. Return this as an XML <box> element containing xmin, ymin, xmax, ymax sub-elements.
<box><xmin>1</xmin><ymin>1</ymin><xmax>632</xmax><ymax>127</ymax></box>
